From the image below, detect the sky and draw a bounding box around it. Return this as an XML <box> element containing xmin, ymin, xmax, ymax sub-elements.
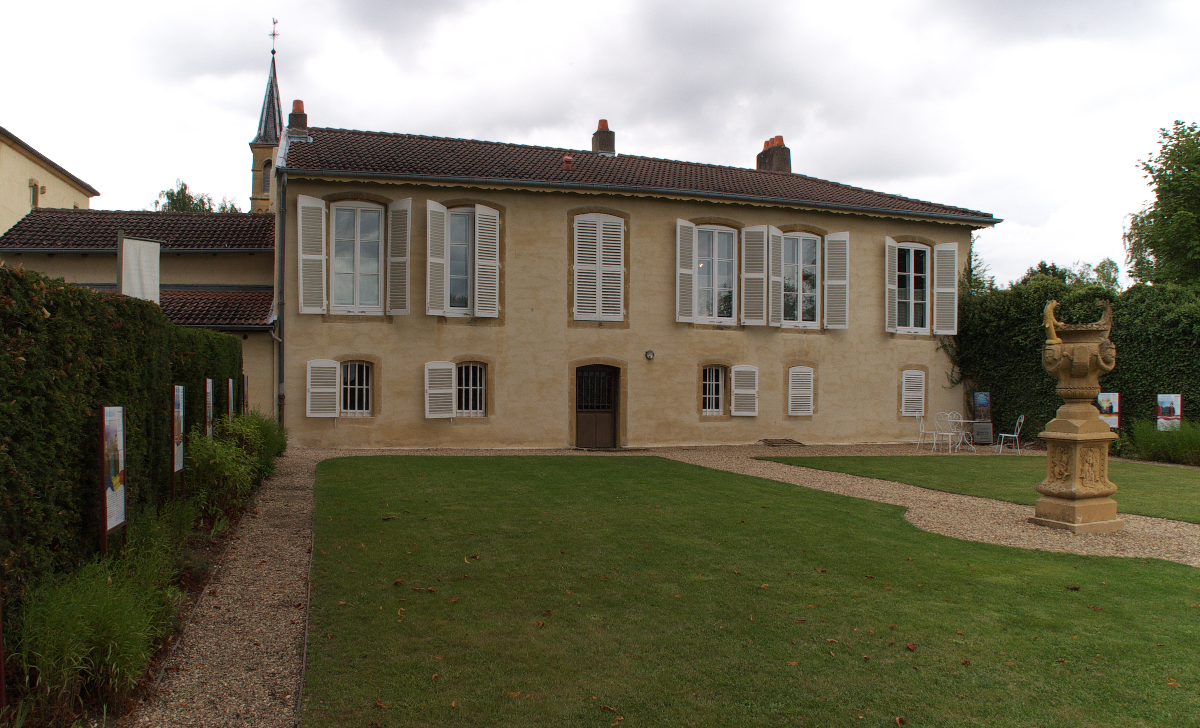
<box><xmin>3</xmin><ymin>0</ymin><xmax>1198</xmax><ymax>285</ymax></box>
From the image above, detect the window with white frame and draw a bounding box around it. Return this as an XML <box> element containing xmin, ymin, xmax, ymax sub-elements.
<box><xmin>885</xmin><ymin>239</ymin><xmax>959</xmax><ymax>336</ymax></box>
<box><xmin>896</xmin><ymin>245</ymin><xmax>928</xmax><ymax>332</ymax></box>
<box><xmin>573</xmin><ymin>213</ymin><xmax>625</xmax><ymax>321</ymax></box>
<box><xmin>698</xmin><ymin>227</ymin><xmax>737</xmax><ymax>321</ymax></box>
<box><xmin>783</xmin><ymin>234</ymin><xmax>820</xmax><ymax>327</ymax></box>
<box><xmin>426</xmin><ymin>202</ymin><xmax>500</xmax><ymax>318</ymax></box>
<box><xmin>456</xmin><ymin>362</ymin><xmax>486</xmax><ymax>417</ymax></box>
<box><xmin>701</xmin><ymin>366</ymin><xmax>724</xmax><ymax>415</ymax></box>
<box><xmin>341</xmin><ymin>360</ymin><xmax>372</xmax><ymax>416</ymax></box>
<box><xmin>330</xmin><ymin>201</ymin><xmax>383</xmax><ymax>314</ymax></box>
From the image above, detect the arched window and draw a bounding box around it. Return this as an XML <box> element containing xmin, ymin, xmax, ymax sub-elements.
<box><xmin>262</xmin><ymin>159</ymin><xmax>271</xmax><ymax>194</ymax></box>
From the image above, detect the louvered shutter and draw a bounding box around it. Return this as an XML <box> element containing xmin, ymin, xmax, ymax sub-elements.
<box><xmin>386</xmin><ymin>198</ymin><xmax>411</xmax><ymax>315</ymax></box>
<box><xmin>297</xmin><ymin>195</ymin><xmax>327</xmax><ymax>314</ymax></box>
<box><xmin>474</xmin><ymin>205</ymin><xmax>501</xmax><ymax>318</ymax></box>
<box><xmin>768</xmin><ymin>227</ymin><xmax>783</xmax><ymax>327</ymax></box>
<box><xmin>426</xmin><ymin>201</ymin><xmax>448</xmax><ymax>316</ymax></box>
<box><xmin>573</xmin><ymin>214</ymin><xmax>599</xmax><ymax>320</ymax></box>
<box><xmin>306</xmin><ymin>359</ymin><xmax>339</xmax><ymax>417</ymax></box>
<box><xmin>425</xmin><ymin>361</ymin><xmax>456</xmax><ymax>418</ymax></box>
<box><xmin>932</xmin><ymin>243</ymin><xmax>958</xmax><ymax>335</ymax></box>
<box><xmin>741</xmin><ymin>226</ymin><xmax>767</xmax><ymax>326</ymax></box>
<box><xmin>675</xmin><ymin>220</ymin><xmax>696</xmax><ymax>323</ymax></box>
<box><xmin>730</xmin><ymin>365</ymin><xmax>759</xmax><ymax>416</ymax></box>
<box><xmin>884</xmin><ymin>237</ymin><xmax>898</xmax><ymax>333</ymax></box>
<box><xmin>599</xmin><ymin>215</ymin><xmax>625</xmax><ymax>321</ymax></box>
<box><xmin>788</xmin><ymin>366</ymin><xmax>814</xmax><ymax>416</ymax></box>
<box><xmin>900</xmin><ymin>369</ymin><xmax>925</xmax><ymax>417</ymax></box>
<box><xmin>823</xmin><ymin>232</ymin><xmax>849</xmax><ymax>329</ymax></box>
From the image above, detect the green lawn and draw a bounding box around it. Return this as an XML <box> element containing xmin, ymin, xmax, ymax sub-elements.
<box><xmin>304</xmin><ymin>456</ymin><xmax>1200</xmax><ymax>727</ymax></box>
<box><xmin>762</xmin><ymin>456</ymin><xmax>1200</xmax><ymax>524</ymax></box>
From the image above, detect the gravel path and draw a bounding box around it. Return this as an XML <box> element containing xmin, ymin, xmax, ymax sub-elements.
<box><xmin>128</xmin><ymin>443</ymin><xmax>1200</xmax><ymax>727</ymax></box>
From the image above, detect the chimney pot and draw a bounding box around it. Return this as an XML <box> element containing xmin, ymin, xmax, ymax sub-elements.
<box><xmin>288</xmin><ymin>99</ymin><xmax>308</xmax><ymax>135</ymax></box>
<box><xmin>756</xmin><ymin>136</ymin><xmax>791</xmax><ymax>173</ymax></box>
<box><xmin>562</xmin><ymin>155</ymin><xmax>574</xmax><ymax>171</ymax></box>
<box><xmin>592</xmin><ymin>120</ymin><xmax>616</xmax><ymax>156</ymax></box>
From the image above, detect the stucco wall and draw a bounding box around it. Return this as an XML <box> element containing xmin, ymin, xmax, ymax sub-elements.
<box><xmin>0</xmin><ymin>251</ymin><xmax>274</xmax><ymax>286</ymax></box>
<box><xmin>280</xmin><ymin>180</ymin><xmax>977</xmax><ymax>448</ymax></box>
<box><xmin>0</xmin><ymin>141</ymin><xmax>92</xmax><ymax>236</ymax></box>
<box><xmin>242</xmin><ymin>331</ymin><xmax>276</xmax><ymax>414</ymax></box>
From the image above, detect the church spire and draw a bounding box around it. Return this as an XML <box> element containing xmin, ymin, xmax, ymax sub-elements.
<box><xmin>251</xmin><ymin>54</ymin><xmax>283</xmax><ymax>146</ymax></box>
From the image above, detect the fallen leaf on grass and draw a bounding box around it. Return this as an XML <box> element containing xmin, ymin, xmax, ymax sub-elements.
<box><xmin>890</xmin><ymin>624</ymin><xmax>897</xmax><ymax>630</ymax></box>
<box><xmin>393</xmin><ymin>579</ymin><xmax>403</xmax><ymax>585</ymax></box>
<box><xmin>509</xmin><ymin>691</ymin><xmax>521</xmax><ymax>697</ymax></box>
<box><xmin>1066</xmin><ymin>585</ymin><xmax>1081</xmax><ymax>591</ymax></box>
<box><xmin>1056</xmin><ymin>659</ymin><xmax>1067</xmax><ymax>663</ymax></box>
<box><xmin>450</xmin><ymin>597</ymin><xmax>459</xmax><ymax>603</ymax></box>
<box><xmin>827</xmin><ymin>639</ymin><xmax>839</xmax><ymax>643</ymax></box>
<box><xmin>432</xmin><ymin>674</ymin><xmax>439</xmax><ymax>682</ymax></box>
<box><xmin>896</xmin><ymin>718</ymin><xmax>908</xmax><ymax>726</ymax></box>
<box><xmin>370</xmin><ymin>723</ymin><xmax>382</xmax><ymax>727</ymax></box>
<box><xmin>375</xmin><ymin>697</ymin><xmax>391</xmax><ymax>709</ymax></box>
<box><xmin>957</xmin><ymin>630</ymin><xmax>963</xmax><ymax>635</ymax></box>
<box><xmin>675</xmin><ymin>595</ymin><xmax>682</xmax><ymax>598</ymax></box>
<box><xmin>906</xmin><ymin>643</ymin><xmax>916</xmax><ymax>652</ymax></box>
<box><xmin>537</xmin><ymin>621</ymin><xmax>545</xmax><ymax>628</ymax></box>
<box><xmin>600</xmin><ymin>705</ymin><xmax>618</xmax><ymax>712</ymax></box>
<box><xmin>962</xmin><ymin>659</ymin><xmax>971</xmax><ymax>666</ymax></box>
<box><xmin>794</xmin><ymin>619</ymin><xmax>807</xmax><ymax>623</ymax></box>
<box><xmin>382</xmin><ymin>516</ymin><xmax>398</xmax><ymax>521</ymax></box>
<box><xmin>600</xmin><ymin>577</ymin><xmax>610</xmax><ymax>581</ymax></box>
<box><xmin>815</xmin><ymin>568</ymin><xmax>826</xmax><ymax>573</ymax></box>
<box><xmin>863</xmin><ymin>655</ymin><xmax>870</xmax><ymax>661</ymax></box>
<box><xmin>544</xmin><ymin>609</ymin><xmax>552</xmax><ymax>615</ymax></box>
<box><xmin>1002</xmin><ymin>662</ymin><xmax>1014</xmax><ymax>666</ymax></box>
<box><xmin>451</xmin><ymin>700</ymin><xmax>457</xmax><ymax>708</ymax></box>
<box><xmin>787</xmin><ymin>661</ymin><xmax>798</xmax><ymax>666</ymax></box>
<box><xmin>760</xmin><ymin>584</ymin><xmax>769</xmax><ymax>589</ymax></box>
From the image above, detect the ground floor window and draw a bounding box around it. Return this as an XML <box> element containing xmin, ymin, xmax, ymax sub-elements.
<box><xmin>341</xmin><ymin>361</ymin><xmax>372</xmax><ymax>416</ymax></box>
<box><xmin>702</xmin><ymin>366</ymin><xmax>724</xmax><ymax>415</ymax></box>
<box><xmin>457</xmin><ymin>362</ymin><xmax>486</xmax><ymax>417</ymax></box>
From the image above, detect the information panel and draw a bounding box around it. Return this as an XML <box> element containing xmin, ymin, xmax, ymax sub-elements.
<box><xmin>173</xmin><ymin>385</ymin><xmax>185</xmax><ymax>472</ymax></box>
<box><xmin>1097</xmin><ymin>392</ymin><xmax>1119</xmax><ymax>429</ymax></box>
<box><xmin>1157</xmin><ymin>394</ymin><xmax>1182</xmax><ymax>431</ymax></box>
<box><xmin>205</xmin><ymin>378</ymin><xmax>214</xmax><ymax>437</ymax></box>
<box><xmin>101</xmin><ymin>406</ymin><xmax>126</xmax><ymax>532</ymax></box>
<box><xmin>227</xmin><ymin>378</ymin><xmax>234</xmax><ymax>418</ymax></box>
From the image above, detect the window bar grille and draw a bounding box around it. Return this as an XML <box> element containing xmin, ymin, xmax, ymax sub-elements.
<box><xmin>457</xmin><ymin>363</ymin><xmax>486</xmax><ymax>416</ymax></box>
<box><xmin>341</xmin><ymin>361</ymin><xmax>371</xmax><ymax>416</ymax></box>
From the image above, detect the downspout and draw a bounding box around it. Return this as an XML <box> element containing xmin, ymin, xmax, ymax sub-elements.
<box><xmin>276</xmin><ymin>171</ymin><xmax>287</xmax><ymax>425</ymax></box>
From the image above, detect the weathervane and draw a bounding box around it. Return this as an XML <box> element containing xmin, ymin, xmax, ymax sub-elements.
<box><xmin>270</xmin><ymin>18</ymin><xmax>279</xmax><ymax>55</ymax></box>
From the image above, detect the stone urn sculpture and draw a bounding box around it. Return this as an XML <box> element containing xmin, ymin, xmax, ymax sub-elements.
<box><xmin>1031</xmin><ymin>300</ymin><xmax>1124</xmax><ymax>533</ymax></box>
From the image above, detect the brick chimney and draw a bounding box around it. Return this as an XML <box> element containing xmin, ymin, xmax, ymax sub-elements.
<box><xmin>756</xmin><ymin>135</ymin><xmax>791</xmax><ymax>173</ymax></box>
<box><xmin>592</xmin><ymin>119</ymin><xmax>616</xmax><ymax>157</ymax></box>
<box><xmin>288</xmin><ymin>99</ymin><xmax>308</xmax><ymax>136</ymax></box>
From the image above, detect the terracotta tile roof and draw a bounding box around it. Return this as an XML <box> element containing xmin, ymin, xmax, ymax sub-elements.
<box><xmin>284</xmin><ymin>127</ymin><xmax>997</xmax><ymax>224</ymax></box>
<box><xmin>0</xmin><ymin>126</ymin><xmax>100</xmax><ymax>197</ymax></box>
<box><xmin>0</xmin><ymin>208</ymin><xmax>275</xmax><ymax>251</ymax></box>
<box><xmin>159</xmin><ymin>286</ymin><xmax>275</xmax><ymax>329</ymax></box>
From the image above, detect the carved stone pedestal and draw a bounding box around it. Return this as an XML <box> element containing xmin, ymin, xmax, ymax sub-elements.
<box><xmin>1032</xmin><ymin>300</ymin><xmax>1124</xmax><ymax>534</ymax></box>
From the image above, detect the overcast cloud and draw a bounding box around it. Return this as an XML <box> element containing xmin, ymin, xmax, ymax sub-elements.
<box><xmin>3</xmin><ymin>0</ymin><xmax>1198</xmax><ymax>284</ymax></box>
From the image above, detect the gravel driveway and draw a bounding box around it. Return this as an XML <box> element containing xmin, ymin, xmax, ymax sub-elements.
<box><xmin>127</xmin><ymin>444</ymin><xmax>1200</xmax><ymax>727</ymax></box>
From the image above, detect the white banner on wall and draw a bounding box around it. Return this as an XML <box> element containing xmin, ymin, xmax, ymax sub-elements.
<box><xmin>101</xmin><ymin>406</ymin><xmax>126</xmax><ymax>532</ymax></box>
<box><xmin>117</xmin><ymin>233</ymin><xmax>162</xmax><ymax>304</ymax></box>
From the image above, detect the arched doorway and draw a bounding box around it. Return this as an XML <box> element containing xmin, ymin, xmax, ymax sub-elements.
<box><xmin>576</xmin><ymin>364</ymin><xmax>619</xmax><ymax>448</ymax></box>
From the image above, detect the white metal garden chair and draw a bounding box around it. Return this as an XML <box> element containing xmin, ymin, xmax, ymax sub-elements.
<box><xmin>915</xmin><ymin>415</ymin><xmax>941</xmax><ymax>451</ymax></box>
<box><xmin>922</xmin><ymin>413</ymin><xmax>954</xmax><ymax>452</ymax></box>
<box><xmin>996</xmin><ymin>415</ymin><xmax>1025</xmax><ymax>454</ymax></box>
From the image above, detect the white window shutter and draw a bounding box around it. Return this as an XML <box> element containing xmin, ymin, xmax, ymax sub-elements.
<box><xmin>474</xmin><ymin>204</ymin><xmax>501</xmax><ymax>318</ymax></box>
<box><xmin>386</xmin><ymin>198</ymin><xmax>411</xmax><ymax>315</ymax></box>
<box><xmin>675</xmin><ymin>219</ymin><xmax>696</xmax><ymax>323</ymax></box>
<box><xmin>599</xmin><ymin>214</ymin><xmax>625</xmax><ymax>321</ymax></box>
<box><xmin>573</xmin><ymin>214</ymin><xmax>599</xmax><ymax>320</ymax></box>
<box><xmin>768</xmin><ymin>227</ymin><xmax>783</xmax><ymax>327</ymax></box>
<box><xmin>741</xmin><ymin>226</ymin><xmax>767</xmax><ymax>326</ymax></box>
<box><xmin>306</xmin><ymin>359</ymin><xmax>339</xmax><ymax>417</ymax></box>
<box><xmin>884</xmin><ymin>237</ymin><xmax>899</xmax><ymax>333</ymax></box>
<box><xmin>425</xmin><ymin>361</ymin><xmax>456</xmax><ymax>418</ymax></box>
<box><xmin>932</xmin><ymin>242</ymin><xmax>959</xmax><ymax>335</ymax></box>
<box><xmin>426</xmin><ymin>201</ymin><xmax>448</xmax><ymax>316</ymax></box>
<box><xmin>901</xmin><ymin>369</ymin><xmax>925</xmax><ymax>417</ymax></box>
<box><xmin>788</xmin><ymin>365</ymin><xmax>814</xmax><ymax>416</ymax></box>
<box><xmin>297</xmin><ymin>195</ymin><xmax>327</xmax><ymax>314</ymax></box>
<box><xmin>823</xmin><ymin>232</ymin><xmax>849</xmax><ymax>329</ymax></box>
<box><xmin>730</xmin><ymin>365</ymin><xmax>759</xmax><ymax>416</ymax></box>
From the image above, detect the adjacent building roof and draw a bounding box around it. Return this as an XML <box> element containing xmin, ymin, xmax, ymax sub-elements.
<box><xmin>0</xmin><ymin>208</ymin><xmax>275</xmax><ymax>252</ymax></box>
<box><xmin>283</xmin><ymin>127</ymin><xmax>997</xmax><ymax>225</ymax></box>
<box><xmin>159</xmin><ymin>285</ymin><xmax>275</xmax><ymax>329</ymax></box>
<box><xmin>80</xmin><ymin>284</ymin><xmax>275</xmax><ymax>330</ymax></box>
<box><xmin>0</xmin><ymin>126</ymin><xmax>101</xmax><ymax>197</ymax></box>
<box><xmin>252</xmin><ymin>56</ymin><xmax>284</xmax><ymax>146</ymax></box>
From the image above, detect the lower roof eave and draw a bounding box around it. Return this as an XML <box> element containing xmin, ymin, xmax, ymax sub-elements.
<box><xmin>177</xmin><ymin>323</ymin><xmax>275</xmax><ymax>332</ymax></box>
<box><xmin>281</xmin><ymin>167</ymin><xmax>1002</xmax><ymax>227</ymax></box>
<box><xmin>0</xmin><ymin>247</ymin><xmax>272</xmax><ymax>255</ymax></box>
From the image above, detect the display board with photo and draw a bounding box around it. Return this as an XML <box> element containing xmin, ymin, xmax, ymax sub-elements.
<box><xmin>173</xmin><ymin>385</ymin><xmax>185</xmax><ymax>472</ymax></box>
<box><xmin>205</xmin><ymin>378</ymin><xmax>214</xmax><ymax>438</ymax></box>
<box><xmin>1157</xmin><ymin>394</ymin><xmax>1182</xmax><ymax>431</ymax></box>
<box><xmin>101</xmin><ymin>406</ymin><xmax>126</xmax><ymax>532</ymax></box>
<box><xmin>1097</xmin><ymin>393</ymin><xmax>1119</xmax><ymax>429</ymax></box>
<box><xmin>227</xmin><ymin>378</ymin><xmax>234</xmax><ymax>419</ymax></box>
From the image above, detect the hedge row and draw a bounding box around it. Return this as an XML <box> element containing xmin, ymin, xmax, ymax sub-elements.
<box><xmin>0</xmin><ymin>265</ymin><xmax>243</xmax><ymax>592</ymax></box>
<box><xmin>946</xmin><ymin>276</ymin><xmax>1200</xmax><ymax>440</ymax></box>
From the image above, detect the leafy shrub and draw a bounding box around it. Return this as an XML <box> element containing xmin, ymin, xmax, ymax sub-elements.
<box><xmin>1127</xmin><ymin>419</ymin><xmax>1200</xmax><ymax>466</ymax></box>
<box><xmin>243</xmin><ymin>410</ymin><xmax>288</xmax><ymax>480</ymax></box>
<box><xmin>185</xmin><ymin>429</ymin><xmax>255</xmax><ymax>522</ymax></box>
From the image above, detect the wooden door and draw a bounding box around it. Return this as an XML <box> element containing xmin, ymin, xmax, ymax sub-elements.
<box><xmin>576</xmin><ymin>365</ymin><xmax>617</xmax><ymax>448</ymax></box>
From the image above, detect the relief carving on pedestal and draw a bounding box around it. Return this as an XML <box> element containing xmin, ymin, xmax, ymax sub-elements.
<box><xmin>1079</xmin><ymin>446</ymin><xmax>1103</xmax><ymax>492</ymax></box>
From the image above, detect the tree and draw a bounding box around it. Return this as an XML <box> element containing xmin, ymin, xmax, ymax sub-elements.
<box><xmin>155</xmin><ymin>180</ymin><xmax>241</xmax><ymax>213</ymax></box>
<box><xmin>1124</xmin><ymin>120</ymin><xmax>1200</xmax><ymax>285</ymax></box>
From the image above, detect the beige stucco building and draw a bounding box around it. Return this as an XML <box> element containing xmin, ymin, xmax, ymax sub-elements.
<box><xmin>0</xmin><ymin>126</ymin><xmax>98</xmax><ymax>236</ymax></box>
<box><xmin>272</xmin><ymin>108</ymin><xmax>999</xmax><ymax>448</ymax></box>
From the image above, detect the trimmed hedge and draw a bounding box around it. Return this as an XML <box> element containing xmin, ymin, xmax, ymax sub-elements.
<box><xmin>946</xmin><ymin>277</ymin><xmax>1200</xmax><ymax>440</ymax></box>
<box><xmin>0</xmin><ymin>265</ymin><xmax>242</xmax><ymax>592</ymax></box>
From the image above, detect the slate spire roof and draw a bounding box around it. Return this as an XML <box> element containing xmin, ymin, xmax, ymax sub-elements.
<box><xmin>251</xmin><ymin>56</ymin><xmax>283</xmax><ymax>146</ymax></box>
